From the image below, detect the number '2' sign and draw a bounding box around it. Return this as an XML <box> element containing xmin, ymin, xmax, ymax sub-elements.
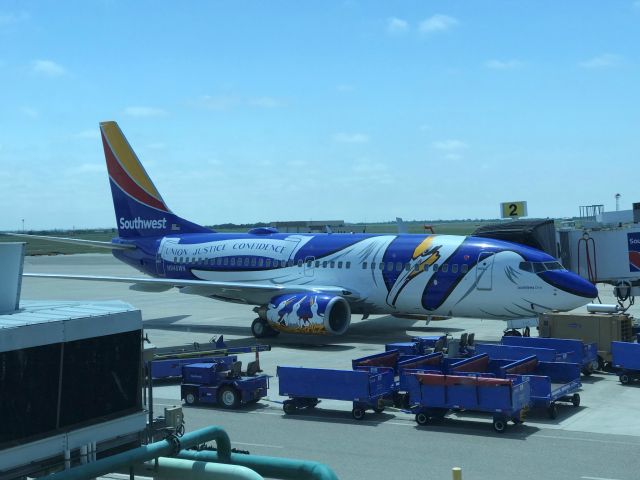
<box><xmin>500</xmin><ymin>201</ymin><xmax>528</xmax><ymax>218</ymax></box>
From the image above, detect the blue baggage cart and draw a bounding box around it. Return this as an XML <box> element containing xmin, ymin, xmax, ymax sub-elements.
<box><xmin>501</xmin><ymin>356</ymin><xmax>582</xmax><ymax>418</ymax></box>
<box><xmin>402</xmin><ymin>370</ymin><xmax>530</xmax><ymax>433</ymax></box>
<box><xmin>277</xmin><ymin>366</ymin><xmax>396</xmax><ymax>420</ymax></box>
<box><xmin>152</xmin><ymin>355</ymin><xmax>236</xmax><ymax>380</ymax></box>
<box><xmin>611</xmin><ymin>341</ymin><xmax>640</xmax><ymax>384</ymax></box>
<box><xmin>501</xmin><ymin>336</ymin><xmax>598</xmax><ymax>375</ymax></box>
<box><xmin>352</xmin><ymin>350</ymin><xmax>401</xmax><ymax>372</ymax></box>
<box><xmin>475</xmin><ymin>343</ymin><xmax>569</xmax><ymax>362</ymax></box>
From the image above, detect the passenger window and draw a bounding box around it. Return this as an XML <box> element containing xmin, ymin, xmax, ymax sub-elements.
<box><xmin>433</xmin><ymin>264</ymin><xmax>439</xmax><ymax>272</ymax></box>
<box><xmin>441</xmin><ymin>264</ymin><xmax>449</xmax><ymax>273</ymax></box>
<box><xmin>405</xmin><ymin>263</ymin><xmax>411</xmax><ymax>271</ymax></box>
<box><xmin>346</xmin><ymin>261</ymin><xmax>351</xmax><ymax>269</ymax></box>
<box><xmin>192</xmin><ymin>257</ymin><xmax>197</xmax><ymax>264</ymax></box>
<box><xmin>315</xmin><ymin>261</ymin><xmax>320</xmax><ymax>268</ymax></box>
<box><xmin>258</xmin><ymin>258</ymin><xmax>264</xmax><ymax>267</ymax></box>
<box><xmin>337</xmin><ymin>261</ymin><xmax>343</xmax><ymax>269</ymax></box>
<box><xmin>230</xmin><ymin>258</ymin><xmax>236</xmax><ymax>266</ymax></box>
<box><xmin>451</xmin><ymin>264</ymin><xmax>459</xmax><ymax>274</ymax></box>
<box><xmin>413</xmin><ymin>264</ymin><xmax>421</xmax><ymax>272</ymax></box>
<box><xmin>362</xmin><ymin>262</ymin><xmax>368</xmax><ymax>269</ymax></box>
<box><xmin>461</xmin><ymin>264</ymin><xmax>468</xmax><ymax>273</ymax></box>
<box><xmin>244</xmin><ymin>258</ymin><xmax>250</xmax><ymax>267</ymax></box>
<box><xmin>379</xmin><ymin>263</ymin><xmax>385</xmax><ymax>271</ymax></box>
<box><xmin>330</xmin><ymin>261</ymin><xmax>335</xmax><ymax>268</ymax></box>
<box><xmin>251</xmin><ymin>257</ymin><xmax>257</xmax><ymax>267</ymax></box>
<box><xmin>322</xmin><ymin>261</ymin><xmax>328</xmax><ymax>268</ymax></box>
<box><xmin>173</xmin><ymin>257</ymin><xmax>178</xmax><ymax>263</ymax></box>
<box><xmin>306</xmin><ymin>260</ymin><xmax>312</xmax><ymax>268</ymax></box>
<box><xmin>370</xmin><ymin>262</ymin><xmax>376</xmax><ymax>270</ymax></box>
<box><xmin>298</xmin><ymin>259</ymin><xmax>304</xmax><ymax>267</ymax></box>
<box><xmin>223</xmin><ymin>257</ymin><xmax>229</xmax><ymax>266</ymax></box>
<box><xmin>288</xmin><ymin>260</ymin><xmax>294</xmax><ymax>267</ymax></box>
<box><xmin>396</xmin><ymin>262</ymin><xmax>403</xmax><ymax>272</ymax></box>
<box><xmin>178</xmin><ymin>257</ymin><xmax>182</xmax><ymax>263</ymax></box>
<box><xmin>265</xmin><ymin>258</ymin><xmax>271</xmax><ymax>267</ymax></box>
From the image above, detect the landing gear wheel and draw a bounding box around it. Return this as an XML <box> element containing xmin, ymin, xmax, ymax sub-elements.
<box><xmin>620</xmin><ymin>373</ymin><xmax>630</xmax><ymax>385</ymax></box>
<box><xmin>283</xmin><ymin>400</ymin><xmax>296</xmax><ymax>414</ymax></box>
<box><xmin>217</xmin><ymin>386</ymin><xmax>240</xmax><ymax>409</ymax></box>
<box><xmin>251</xmin><ymin>318</ymin><xmax>279</xmax><ymax>338</ymax></box>
<box><xmin>352</xmin><ymin>408</ymin><xmax>366</xmax><ymax>420</ymax></box>
<box><xmin>571</xmin><ymin>393</ymin><xmax>581</xmax><ymax>407</ymax></box>
<box><xmin>547</xmin><ymin>403</ymin><xmax>559</xmax><ymax>419</ymax></box>
<box><xmin>492</xmin><ymin>418</ymin><xmax>507</xmax><ymax>433</ymax></box>
<box><xmin>415</xmin><ymin>413</ymin><xmax>429</xmax><ymax>426</ymax></box>
<box><xmin>185</xmin><ymin>392</ymin><xmax>197</xmax><ymax>405</ymax></box>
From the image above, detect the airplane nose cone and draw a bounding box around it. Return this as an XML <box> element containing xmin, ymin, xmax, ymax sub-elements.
<box><xmin>538</xmin><ymin>271</ymin><xmax>598</xmax><ymax>299</ymax></box>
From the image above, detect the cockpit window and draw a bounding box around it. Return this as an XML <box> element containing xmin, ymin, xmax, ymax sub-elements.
<box><xmin>518</xmin><ymin>261</ymin><xmax>533</xmax><ymax>273</ymax></box>
<box><xmin>544</xmin><ymin>261</ymin><xmax>564</xmax><ymax>271</ymax></box>
<box><xmin>519</xmin><ymin>260</ymin><xmax>565</xmax><ymax>273</ymax></box>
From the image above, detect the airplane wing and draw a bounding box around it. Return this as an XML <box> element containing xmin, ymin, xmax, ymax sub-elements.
<box><xmin>2</xmin><ymin>233</ymin><xmax>135</xmax><ymax>250</ymax></box>
<box><xmin>23</xmin><ymin>273</ymin><xmax>358</xmax><ymax>305</ymax></box>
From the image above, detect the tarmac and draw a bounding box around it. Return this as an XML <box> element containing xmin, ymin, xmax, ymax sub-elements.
<box><xmin>21</xmin><ymin>254</ymin><xmax>640</xmax><ymax>480</ymax></box>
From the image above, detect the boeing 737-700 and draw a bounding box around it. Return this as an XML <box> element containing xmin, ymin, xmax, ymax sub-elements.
<box><xmin>10</xmin><ymin>121</ymin><xmax>598</xmax><ymax>338</ymax></box>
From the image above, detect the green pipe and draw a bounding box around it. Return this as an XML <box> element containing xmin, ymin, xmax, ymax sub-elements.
<box><xmin>118</xmin><ymin>457</ymin><xmax>264</xmax><ymax>480</ymax></box>
<box><xmin>177</xmin><ymin>449</ymin><xmax>339</xmax><ymax>480</ymax></box>
<box><xmin>45</xmin><ymin>426</ymin><xmax>231</xmax><ymax>480</ymax></box>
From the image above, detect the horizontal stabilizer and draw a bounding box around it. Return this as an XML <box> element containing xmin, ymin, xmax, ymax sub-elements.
<box><xmin>2</xmin><ymin>233</ymin><xmax>135</xmax><ymax>250</ymax></box>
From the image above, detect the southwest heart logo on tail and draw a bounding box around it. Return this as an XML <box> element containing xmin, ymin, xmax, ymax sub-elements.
<box><xmin>100</xmin><ymin>121</ymin><xmax>212</xmax><ymax>238</ymax></box>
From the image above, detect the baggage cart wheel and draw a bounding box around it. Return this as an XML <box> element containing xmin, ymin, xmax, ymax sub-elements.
<box><xmin>571</xmin><ymin>393</ymin><xmax>581</xmax><ymax>407</ymax></box>
<box><xmin>415</xmin><ymin>412</ymin><xmax>429</xmax><ymax>426</ymax></box>
<box><xmin>582</xmin><ymin>366</ymin><xmax>593</xmax><ymax>377</ymax></box>
<box><xmin>547</xmin><ymin>403</ymin><xmax>558</xmax><ymax>419</ymax></box>
<box><xmin>218</xmin><ymin>386</ymin><xmax>240</xmax><ymax>409</ymax></box>
<box><xmin>283</xmin><ymin>400</ymin><xmax>296</xmax><ymax>414</ymax></box>
<box><xmin>352</xmin><ymin>408</ymin><xmax>366</xmax><ymax>420</ymax></box>
<box><xmin>492</xmin><ymin>418</ymin><xmax>507</xmax><ymax>433</ymax></box>
<box><xmin>620</xmin><ymin>373</ymin><xmax>630</xmax><ymax>385</ymax></box>
<box><xmin>373</xmin><ymin>407</ymin><xmax>385</xmax><ymax>414</ymax></box>
<box><xmin>597</xmin><ymin>355</ymin><xmax>605</xmax><ymax>371</ymax></box>
<box><xmin>185</xmin><ymin>392</ymin><xmax>197</xmax><ymax>405</ymax></box>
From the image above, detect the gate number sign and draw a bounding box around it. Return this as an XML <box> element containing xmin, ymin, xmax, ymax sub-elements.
<box><xmin>500</xmin><ymin>201</ymin><xmax>528</xmax><ymax>218</ymax></box>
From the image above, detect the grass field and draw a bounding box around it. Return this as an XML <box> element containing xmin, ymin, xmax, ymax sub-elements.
<box><xmin>0</xmin><ymin>220</ymin><xmax>499</xmax><ymax>256</ymax></box>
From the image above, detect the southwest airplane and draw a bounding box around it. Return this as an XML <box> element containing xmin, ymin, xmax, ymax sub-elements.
<box><xmin>14</xmin><ymin>121</ymin><xmax>597</xmax><ymax>338</ymax></box>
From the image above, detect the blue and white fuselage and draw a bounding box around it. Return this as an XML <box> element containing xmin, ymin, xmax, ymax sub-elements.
<box><xmin>19</xmin><ymin>121</ymin><xmax>598</xmax><ymax>338</ymax></box>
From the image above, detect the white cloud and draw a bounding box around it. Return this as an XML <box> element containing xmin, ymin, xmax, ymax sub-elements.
<box><xmin>124</xmin><ymin>106</ymin><xmax>167</xmax><ymax>117</ymax></box>
<box><xmin>419</xmin><ymin>14</ymin><xmax>459</xmax><ymax>34</ymax></box>
<box><xmin>0</xmin><ymin>11</ymin><xmax>29</xmax><ymax>27</ymax></box>
<box><xmin>74</xmin><ymin>129</ymin><xmax>100</xmax><ymax>140</ymax></box>
<box><xmin>333</xmin><ymin>133</ymin><xmax>370</xmax><ymax>143</ymax></box>
<box><xmin>432</xmin><ymin>139</ymin><xmax>468</xmax><ymax>151</ymax></box>
<box><xmin>579</xmin><ymin>53</ymin><xmax>623</xmax><ymax>69</ymax></box>
<box><xmin>248</xmin><ymin>96</ymin><xmax>285</xmax><ymax>108</ymax></box>
<box><xmin>387</xmin><ymin>17</ymin><xmax>409</xmax><ymax>35</ymax></box>
<box><xmin>485</xmin><ymin>59</ymin><xmax>524</xmax><ymax>70</ymax></box>
<box><xmin>20</xmin><ymin>106</ymin><xmax>39</xmax><ymax>118</ymax></box>
<box><xmin>32</xmin><ymin>59</ymin><xmax>67</xmax><ymax>77</ymax></box>
<box><xmin>336</xmin><ymin>84</ymin><xmax>355</xmax><ymax>93</ymax></box>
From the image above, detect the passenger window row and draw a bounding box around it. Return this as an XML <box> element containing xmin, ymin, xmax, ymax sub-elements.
<box><xmin>171</xmin><ymin>257</ymin><xmax>352</xmax><ymax>269</ymax></box>
<box><xmin>360</xmin><ymin>261</ymin><xmax>469</xmax><ymax>274</ymax></box>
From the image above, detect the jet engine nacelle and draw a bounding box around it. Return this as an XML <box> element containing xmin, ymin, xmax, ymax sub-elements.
<box><xmin>266</xmin><ymin>293</ymin><xmax>351</xmax><ymax>335</ymax></box>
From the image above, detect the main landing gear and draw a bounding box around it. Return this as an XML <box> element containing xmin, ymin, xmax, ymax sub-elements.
<box><xmin>251</xmin><ymin>318</ymin><xmax>280</xmax><ymax>338</ymax></box>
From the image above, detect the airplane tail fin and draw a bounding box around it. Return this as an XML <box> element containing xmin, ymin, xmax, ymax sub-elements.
<box><xmin>100</xmin><ymin>121</ymin><xmax>213</xmax><ymax>238</ymax></box>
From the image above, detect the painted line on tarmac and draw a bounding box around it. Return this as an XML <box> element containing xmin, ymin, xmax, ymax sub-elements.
<box><xmin>234</xmin><ymin>441</ymin><xmax>284</xmax><ymax>449</ymax></box>
<box><xmin>537</xmin><ymin>434</ymin><xmax>640</xmax><ymax>447</ymax></box>
<box><xmin>581</xmin><ymin>476</ymin><xmax>624</xmax><ymax>480</ymax></box>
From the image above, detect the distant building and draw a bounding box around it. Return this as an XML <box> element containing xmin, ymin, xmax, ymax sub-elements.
<box><xmin>270</xmin><ymin>220</ymin><xmax>345</xmax><ymax>233</ymax></box>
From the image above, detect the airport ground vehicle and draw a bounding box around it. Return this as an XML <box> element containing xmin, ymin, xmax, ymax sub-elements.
<box><xmin>151</xmin><ymin>337</ymin><xmax>271</xmax><ymax>380</ymax></box>
<box><xmin>611</xmin><ymin>341</ymin><xmax>640</xmax><ymax>384</ymax></box>
<box><xmin>500</xmin><ymin>356</ymin><xmax>582</xmax><ymax>418</ymax></box>
<box><xmin>476</xmin><ymin>343</ymin><xmax>569</xmax><ymax>362</ymax></box>
<box><xmin>402</xmin><ymin>371</ymin><xmax>530</xmax><ymax>433</ymax></box>
<box><xmin>501</xmin><ymin>336</ymin><xmax>598</xmax><ymax>375</ymax></box>
<box><xmin>277</xmin><ymin>366</ymin><xmax>395</xmax><ymax>420</ymax></box>
<box><xmin>180</xmin><ymin>360</ymin><xmax>269</xmax><ymax>409</ymax></box>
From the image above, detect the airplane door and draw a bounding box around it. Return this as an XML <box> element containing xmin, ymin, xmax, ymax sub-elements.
<box><xmin>476</xmin><ymin>251</ymin><xmax>495</xmax><ymax>290</ymax></box>
<box><xmin>304</xmin><ymin>256</ymin><xmax>315</xmax><ymax>277</ymax></box>
<box><xmin>157</xmin><ymin>238</ymin><xmax>179</xmax><ymax>277</ymax></box>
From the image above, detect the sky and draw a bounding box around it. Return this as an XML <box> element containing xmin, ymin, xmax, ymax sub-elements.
<box><xmin>0</xmin><ymin>1</ymin><xmax>639</xmax><ymax>231</ymax></box>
